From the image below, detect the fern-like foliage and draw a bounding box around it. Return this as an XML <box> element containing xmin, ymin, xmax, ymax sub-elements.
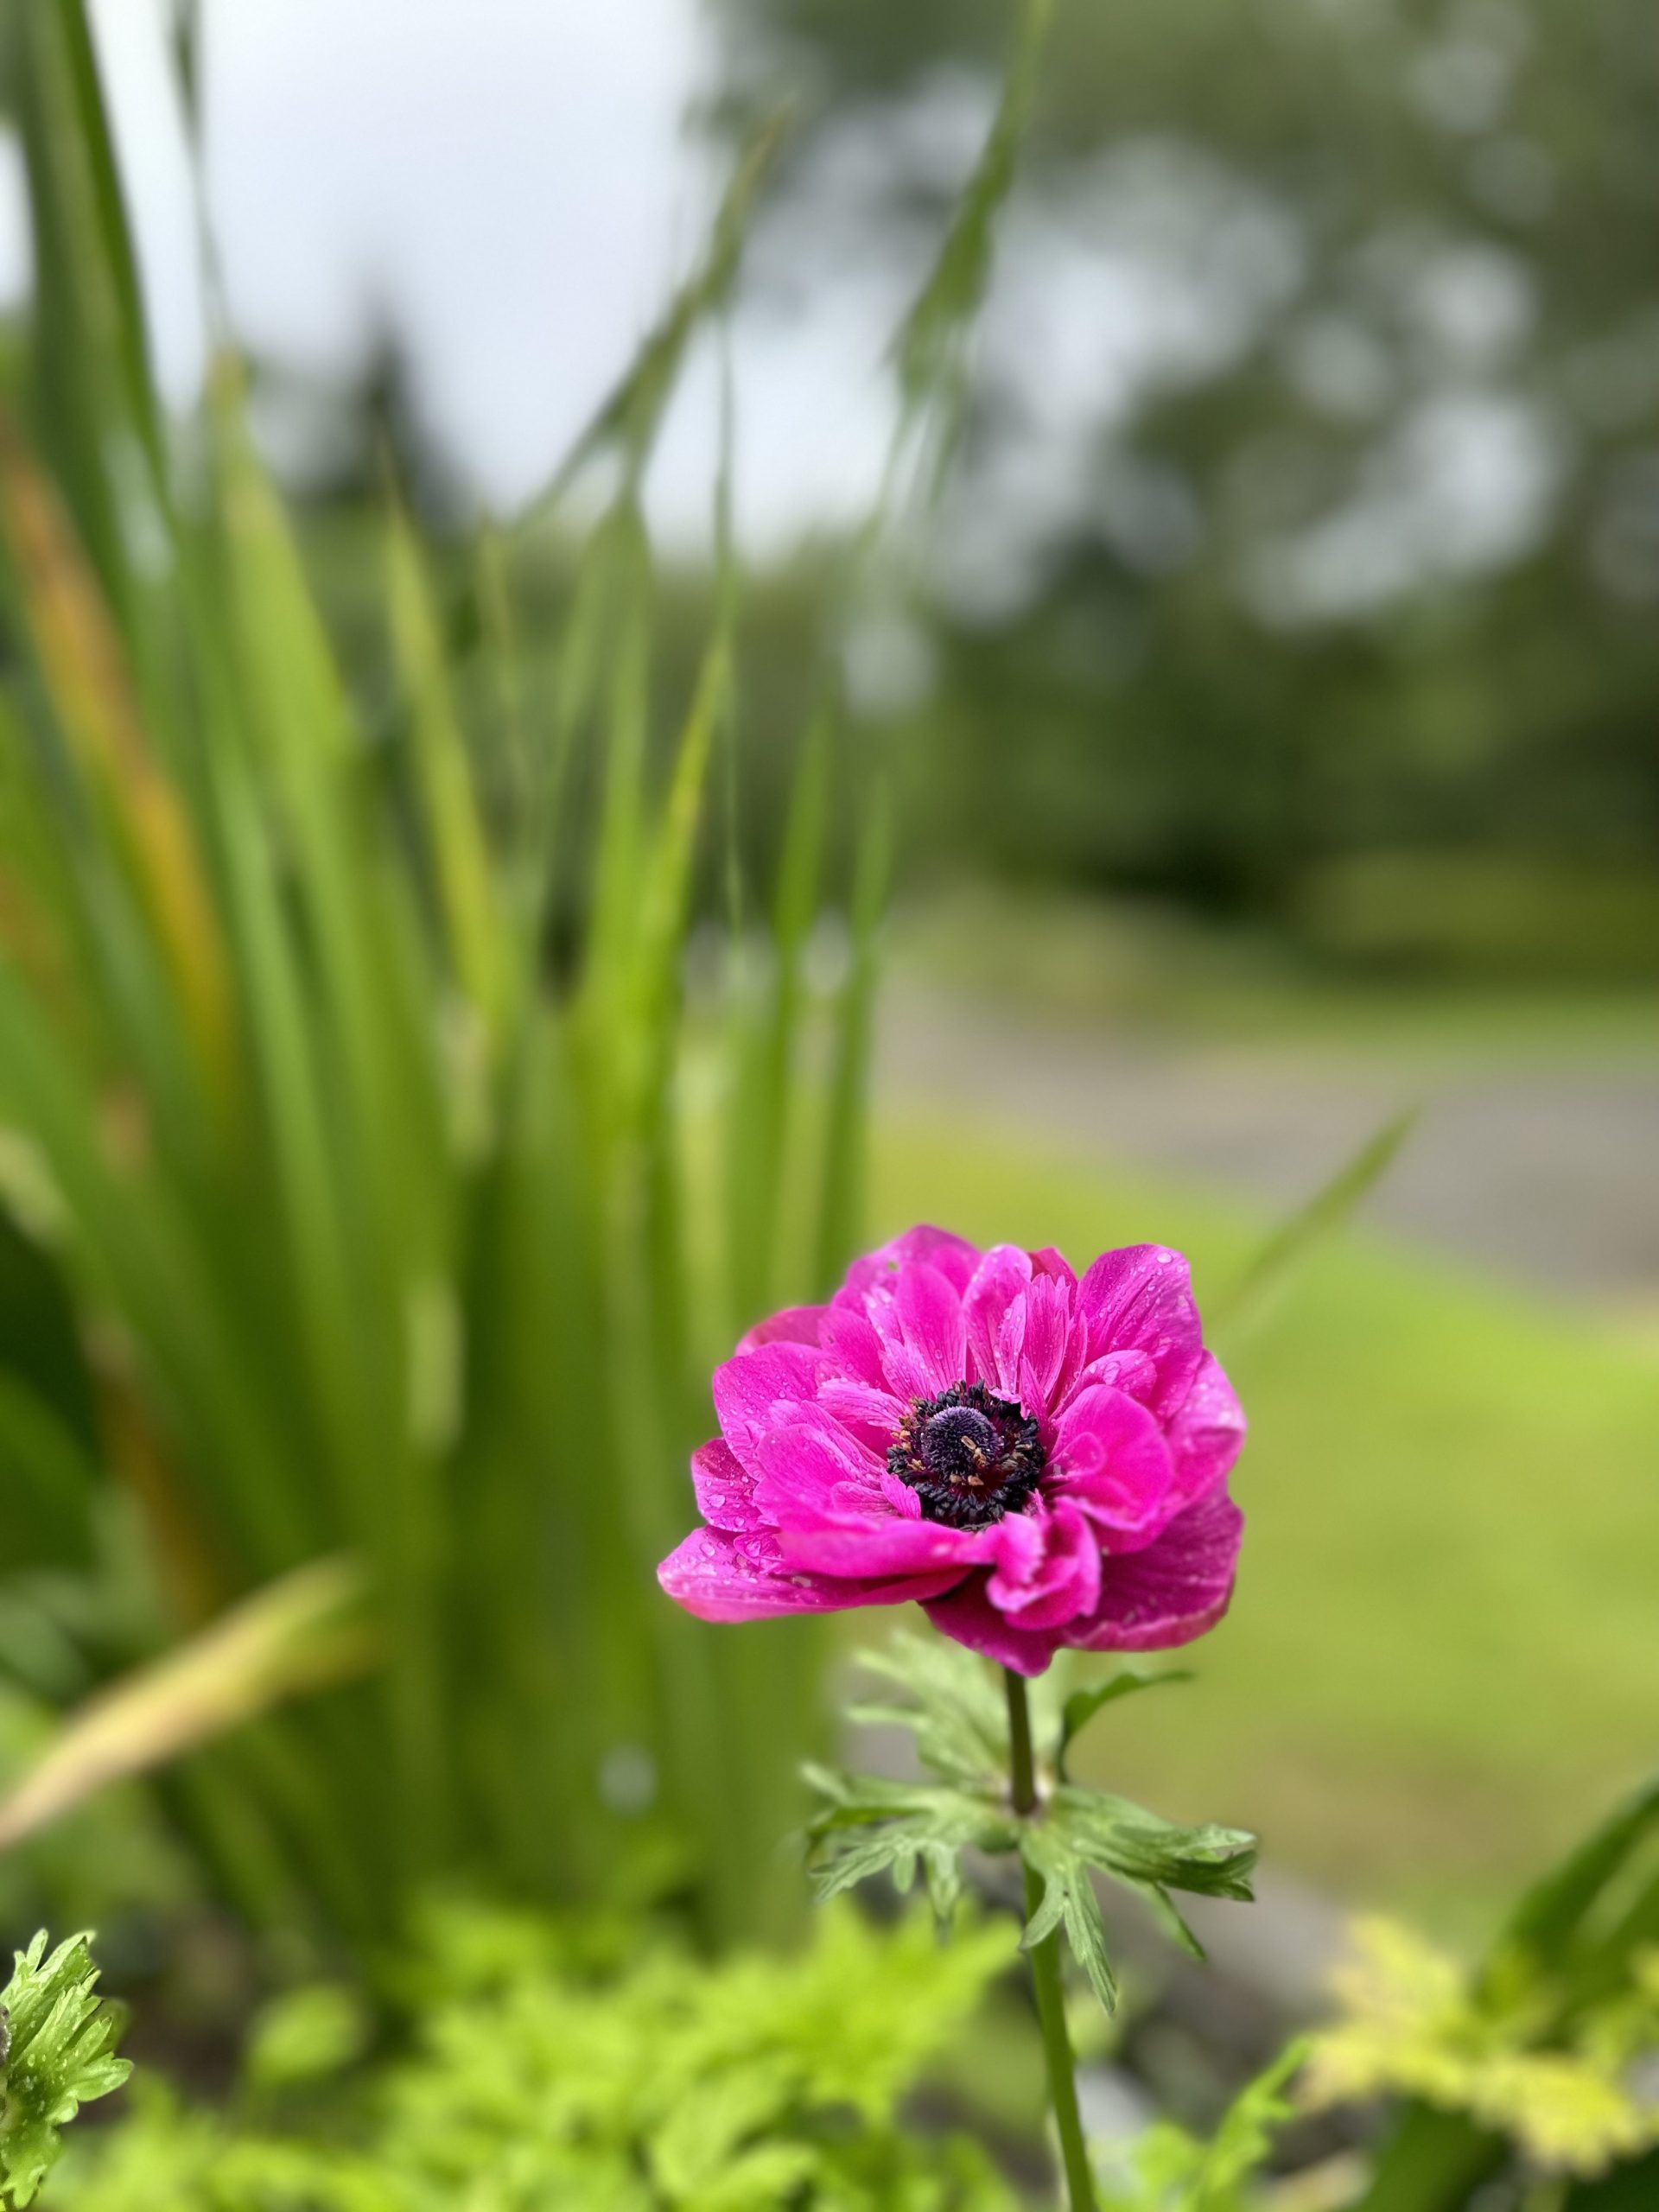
<box><xmin>1304</xmin><ymin>1917</ymin><xmax>1659</xmax><ymax>2179</ymax></box>
<box><xmin>52</xmin><ymin>1903</ymin><xmax>1014</xmax><ymax>2210</ymax></box>
<box><xmin>806</xmin><ymin>1635</ymin><xmax>1256</xmax><ymax>2013</ymax></box>
<box><xmin>0</xmin><ymin>1932</ymin><xmax>130</xmax><ymax>2208</ymax></box>
<box><xmin>1094</xmin><ymin>2040</ymin><xmax>1308</xmax><ymax>2212</ymax></box>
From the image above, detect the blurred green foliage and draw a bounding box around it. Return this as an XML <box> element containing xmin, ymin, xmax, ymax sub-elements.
<box><xmin>53</xmin><ymin>1901</ymin><xmax>1015</xmax><ymax>2212</ymax></box>
<box><xmin>0</xmin><ymin>0</ymin><xmax>1048</xmax><ymax>1958</ymax></box>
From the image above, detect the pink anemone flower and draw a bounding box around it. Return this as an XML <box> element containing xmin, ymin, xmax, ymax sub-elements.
<box><xmin>658</xmin><ymin>1225</ymin><xmax>1244</xmax><ymax>1675</ymax></box>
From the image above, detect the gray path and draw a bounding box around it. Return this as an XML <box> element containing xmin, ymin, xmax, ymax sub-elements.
<box><xmin>878</xmin><ymin>982</ymin><xmax>1659</xmax><ymax>1301</ymax></box>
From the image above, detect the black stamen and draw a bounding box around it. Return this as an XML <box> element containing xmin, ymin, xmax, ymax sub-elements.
<box><xmin>887</xmin><ymin>1382</ymin><xmax>1044</xmax><ymax>1529</ymax></box>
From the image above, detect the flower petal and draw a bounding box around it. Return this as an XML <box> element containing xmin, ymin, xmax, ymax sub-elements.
<box><xmin>774</xmin><ymin>1509</ymin><xmax>1001</xmax><ymax>1580</ymax></box>
<box><xmin>1019</xmin><ymin>1272</ymin><xmax>1072</xmax><ymax>1412</ymax></box>
<box><xmin>1029</xmin><ymin>1246</ymin><xmax>1077</xmax><ymax>1289</ymax></box>
<box><xmin>842</xmin><ymin>1224</ymin><xmax>982</xmax><ymax>1303</ymax></box>
<box><xmin>1066</xmin><ymin>1348</ymin><xmax>1159</xmax><ymax>1404</ymax></box>
<box><xmin>920</xmin><ymin>1578</ymin><xmax>1067</xmax><ymax>1675</ymax></box>
<box><xmin>658</xmin><ymin>1526</ymin><xmax>961</xmax><ymax>1622</ymax></box>
<box><xmin>1074</xmin><ymin>1245</ymin><xmax>1203</xmax><ymax>1415</ymax></box>
<box><xmin>819</xmin><ymin>1303</ymin><xmax>890</xmax><ymax>1390</ymax></box>
<box><xmin>816</xmin><ymin>1378</ymin><xmax>908</xmax><ymax>1457</ymax></box>
<box><xmin>874</xmin><ymin>1262</ymin><xmax>968</xmax><ymax>1401</ymax></box>
<box><xmin>690</xmin><ymin>1436</ymin><xmax>765</xmax><ymax>1533</ymax></box>
<box><xmin>1165</xmin><ymin>1351</ymin><xmax>1247</xmax><ymax>1514</ymax></box>
<box><xmin>1052</xmin><ymin>1386</ymin><xmax>1174</xmax><ymax>1547</ymax></box>
<box><xmin>753</xmin><ymin>1413</ymin><xmax>884</xmax><ymax>1524</ymax></box>
<box><xmin>1073</xmin><ymin>1489</ymin><xmax>1243</xmax><ymax>1651</ymax></box>
<box><xmin>737</xmin><ymin>1304</ymin><xmax>826</xmax><ymax>1354</ymax></box>
<box><xmin>925</xmin><ymin>1488</ymin><xmax>1243</xmax><ymax>1672</ymax></box>
<box><xmin>711</xmin><ymin>1340</ymin><xmax>822</xmax><ymax>1471</ymax></box>
<box><xmin>986</xmin><ymin>1497</ymin><xmax>1102</xmax><ymax>1630</ymax></box>
<box><xmin>963</xmin><ymin>1244</ymin><xmax>1032</xmax><ymax>1397</ymax></box>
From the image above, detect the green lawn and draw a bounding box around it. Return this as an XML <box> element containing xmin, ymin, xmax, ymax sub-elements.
<box><xmin>866</xmin><ymin>1112</ymin><xmax>1659</xmax><ymax>1938</ymax></box>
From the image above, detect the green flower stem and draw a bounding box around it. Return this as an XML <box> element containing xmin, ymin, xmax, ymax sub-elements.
<box><xmin>1005</xmin><ymin>1667</ymin><xmax>1096</xmax><ymax>2211</ymax></box>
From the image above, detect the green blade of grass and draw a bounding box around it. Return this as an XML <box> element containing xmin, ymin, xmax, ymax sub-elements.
<box><xmin>815</xmin><ymin>770</ymin><xmax>892</xmax><ymax>1291</ymax></box>
<box><xmin>385</xmin><ymin>497</ymin><xmax>514</xmax><ymax>1051</ymax></box>
<box><xmin>12</xmin><ymin>0</ymin><xmax>170</xmax><ymax>636</ymax></box>
<box><xmin>1211</xmin><ymin>1108</ymin><xmax>1419</xmax><ymax>1340</ymax></box>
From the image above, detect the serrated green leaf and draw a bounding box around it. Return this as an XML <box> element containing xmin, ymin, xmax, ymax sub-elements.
<box><xmin>847</xmin><ymin>1631</ymin><xmax>1007</xmax><ymax>1789</ymax></box>
<box><xmin>802</xmin><ymin>1761</ymin><xmax>1013</xmax><ymax>1912</ymax></box>
<box><xmin>1191</xmin><ymin>2037</ymin><xmax>1310</xmax><ymax>2207</ymax></box>
<box><xmin>1135</xmin><ymin>1884</ymin><xmax>1208</xmax><ymax>1962</ymax></box>
<box><xmin>1021</xmin><ymin>1834</ymin><xmax>1120</xmax><ymax>2014</ymax></box>
<box><xmin>1053</xmin><ymin>1786</ymin><xmax>1257</xmax><ymax>1904</ymax></box>
<box><xmin>0</xmin><ymin>1929</ymin><xmax>131</xmax><ymax>2206</ymax></box>
<box><xmin>920</xmin><ymin>1841</ymin><xmax>965</xmax><ymax>1924</ymax></box>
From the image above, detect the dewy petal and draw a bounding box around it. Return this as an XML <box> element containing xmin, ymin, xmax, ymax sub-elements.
<box><xmin>921</xmin><ymin>1577</ymin><xmax>1071</xmax><ymax>1676</ymax></box>
<box><xmin>963</xmin><ymin>1245</ymin><xmax>1032</xmax><ymax>1397</ymax></box>
<box><xmin>819</xmin><ymin>1304</ymin><xmax>889</xmax><ymax>1391</ymax></box>
<box><xmin>1052</xmin><ymin>1386</ymin><xmax>1175</xmax><ymax>1547</ymax></box>
<box><xmin>1074</xmin><ymin>1245</ymin><xmax>1204</xmax><ymax>1415</ymax></box>
<box><xmin>658</xmin><ymin>1526</ymin><xmax>962</xmax><ymax>1623</ymax></box>
<box><xmin>887</xmin><ymin>1224</ymin><xmax>981</xmax><ymax>1294</ymax></box>
<box><xmin>875</xmin><ymin>1262</ymin><xmax>968</xmax><ymax>1401</ymax></box>
<box><xmin>753</xmin><ymin>1414</ymin><xmax>883</xmax><ymax>1524</ymax></box>
<box><xmin>986</xmin><ymin>1497</ymin><xmax>1102</xmax><ymax>1630</ymax></box>
<box><xmin>711</xmin><ymin>1340</ymin><xmax>821</xmax><ymax>1471</ymax></box>
<box><xmin>1065</xmin><ymin>1348</ymin><xmax>1159</xmax><ymax>1406</ymax></box>
<box><xmin>816</xmin><ymin>1377</ymin><xmax>908</xmax><ymax>1456</ymax></box>
<box><xmin>690</xmin><ymin>1437</ymin><xmax>766</xmax><ymax>1534</ymax></box>
<box><xmin>925</xmin><ymin>1490</ymin><xmax>1243</xmax><ymax>1673</ymax></box>
<box><xmin>842</xmin><ymin>1224</ymin><xmax>982</xmax><ymax>1304</ymax></box>
<box><xmin>1164</xmin><ymin>1351</ymin><xmax>1246</xmax><ymax>1514</ymax></box>
<box><xmin>737</xmin><ymin>1304</ymin><xmax>826</xmax><ymax>1354</ymax></box>
<box><xmin>774</xmin><ymin>1510</ymin><xmax>1001</xmax><ymax>1580</ymax></box>
<box><xmin>1019</xmin><ymin>1272</ymin><xmax>1071</xmax><ymax>1412</ymax></box>
<box><xmin>1070</xmin><ymin>1489</ymin><xmax>1243</xmax><ymax>1652</ymax></box>
<box><xmin>1028</xmin><ymin>1246</ymin><xmax>1077</xmax><ymax>1289</ymax></box>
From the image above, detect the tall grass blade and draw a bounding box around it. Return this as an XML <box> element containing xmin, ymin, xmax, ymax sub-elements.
<box><xmin>815</xmin><ymin>771</ymin><xmax>892</xmax><ymax>1291</ymax></box>
<box><xmin>893</xmin><ymin>0</ymin><xmax>1053</xmax><ymax>489</ymax></box>
<box><xmin>11</xmin><ymin>0</ymin><xmax>168</xmax><ymax>632</ymax></box>
<box><xmin>385</xmin><ymin>498</ymin><xmax>514</xmax><ymax>1049</ymax></box>
<box><xmin>1213</xmin><ymin>1109</ymin><xmax>1418</xmax><ymax>1338</ymax></box>
<box><xmin>0</xmin><ymin>1558</ymin><xmax>373</xmax><ymax>1851</ymax></box>
<box><xmin>0</xmin><ymin>419</ymin><xmax>233</xmax><ymax>1108</ymax></box>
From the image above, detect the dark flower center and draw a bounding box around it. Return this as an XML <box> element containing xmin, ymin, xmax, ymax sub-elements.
<box><xmin>887</xmin><ymin>1382</ymin><xmax>1045</xmax><ymax>1529</ymax></box>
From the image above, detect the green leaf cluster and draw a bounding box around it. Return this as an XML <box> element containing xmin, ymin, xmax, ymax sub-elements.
<box><xmin>1306</xmin><ymin>1917</ymin><xmax>1659</xmax><ymax>2183</ymax></box>
<box><xmin>1093</xmin><ymin>2040</ymin><xmax>1308</xmax><ymax>2212</ymax></box>
<box><xmin>1351</xmin><ymin>1768</ymin><xmax>1659</xmax><ymax>2210</ymax></box>
<box><xmin>0</xmin><ymin>1930</ymin><xmax>129</xmax><ymax>2208</ymax></box>
<box><xmin>53</xmin><ymin>1904</ymin><xmax>1014</xmax><ymax>2212</ymax></box>
<box><xmin>805</xmin><ymin>1637</ymin><xmax>1255</xmax><ymax>2012</ymax></box>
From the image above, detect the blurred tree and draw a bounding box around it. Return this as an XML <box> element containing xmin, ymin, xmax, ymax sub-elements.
<box><xmin>720</xmin><ymin>0</ymin><xmax>1659</xmax><ymax>972</ymax></box>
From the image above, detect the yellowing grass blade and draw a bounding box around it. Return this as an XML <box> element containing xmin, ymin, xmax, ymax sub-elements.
<box><xmin>0</xmin><ymin>1557</ymin><xmax>375</xmax><ymax>1853</ymax></box>
<box><xmin>0</xmin><ymin>421</ymin><xmax>234</xmax><ymax>1106</ymax></box>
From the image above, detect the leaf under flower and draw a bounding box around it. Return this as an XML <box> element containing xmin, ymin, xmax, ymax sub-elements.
<box><xmin>0</xmin><ymin>1929</ymin><xmax>131</xmax><ymax>2207</ymax></box>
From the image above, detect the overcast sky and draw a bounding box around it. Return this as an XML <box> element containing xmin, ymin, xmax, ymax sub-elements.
<box><xmin>0</xmin><ymin>3</ymin><xmax>1551</xmax><ymax>609</ymax></box>
<box><xmin>0</xmin><ymin>0</ymin><xmax>908</xmax><ymax>550</ymax></box>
